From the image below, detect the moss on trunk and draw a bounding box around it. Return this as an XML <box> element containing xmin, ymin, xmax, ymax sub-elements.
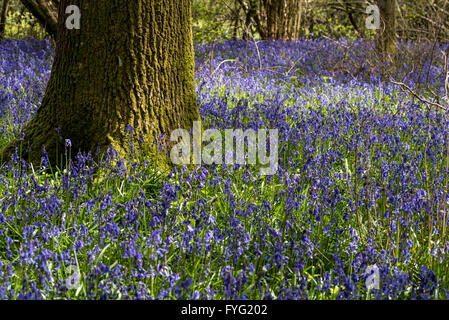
<box><xmin>2</xmin><ymin>0</ymin><xmax>201</xmax><ymax>169</ymax></box>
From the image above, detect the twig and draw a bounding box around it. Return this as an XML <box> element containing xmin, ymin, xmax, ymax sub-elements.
<box><xmin>210</xmin><ymin>59</ymin><xmax>239</xmax><ymax>77</ymax></box>
<box><xmin>390</xmin><ymin>80</ymin><xmax>447</xmax><ymax>111</ymax></box>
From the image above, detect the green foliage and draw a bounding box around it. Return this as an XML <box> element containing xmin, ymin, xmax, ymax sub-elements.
<box><xmin>192</xmin><ymin>0</ymin><xmax>236</xmax><ymax>43</ymax></box>
<box><xmin>3</xmin><ymin>0</ymin><xmax>46</xmax><ymax>39</ymax></box>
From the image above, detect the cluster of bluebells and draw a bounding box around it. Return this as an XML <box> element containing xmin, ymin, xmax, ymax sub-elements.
<box><xmin>0</xmin><ymin>38</ymin><xmax>448</xmax><ymax>299</ymax></box>
<box><xmin>0</xmin><ymin>39</ymin><xmax>53</xmax><ymax>140</ymax></box>
<box><xmin>194</xmin><ymin>39</ymin><xmax>449</xmax><ymax>93</ymax></box>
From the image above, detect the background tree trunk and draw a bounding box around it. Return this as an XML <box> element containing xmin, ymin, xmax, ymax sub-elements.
<box><xmin>239</xmin><ymin>0</ymin><xmax>260</xmax><ymax>39</ymax></box>
<box><xmin>376</xmin><ymin>0</ymin><xmax>397</xmax><ymax>56</ymax></box>
<box><xmin>0</xmin><ymin>0</ymin><xmax>10</xmax><ymax>39</ymax></box>
<box><xmin>343</xmin><ymin>0</ymin><xmax>364</xmax><ymax>38</ymax></box>
<box><xmin>2</xmin><ymin>0</ymin><xmax>200</xmax><ymax>168</ymax></box>
<box><xmin>285</xmin><ymin>0</ymin><xmax>303</xmax><ymax>39</ymax></box>
<box><xmin>20</xmin><ymin>0</ymin><xmax>59</xmax><ymax>38</ymax></box>
<box><xmin>232</xmin><ymin>0</ymin><xmax>240</xmax><ymax>39</ymax></box>
<box><xmin>239</xmin><ymin>0</ymin><xmax>303</xmax><ymax>40</ymax></box>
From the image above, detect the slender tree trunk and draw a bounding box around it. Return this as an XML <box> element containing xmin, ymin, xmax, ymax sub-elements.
<box><xmin>2</xmin><ymin>0</ymin><xmax>200</xmax><ymax>168</ymax></box>
<box><xmin>376</xmin><ymin>0</ymin><xmax>397</xmax><ymax>56</ymax></box>
<box><xmin>232</xmin><ymin>0</ymin><xmax>240</xmax><ymax>39</ymax></box>
<box><xmin>0</xmin><ymin>0</ymin><xmax>10</xmax><ymax>39</ymax></box>
<box><xmin>20</xmin><ymin>0</ymin><xmax>59</xmax><ymax>38</ymax></box>
<box><xmin>240</xmin><ymin>0</ymin><xmax>258</xmax><ymax>39</ymax></box>
<box><xmin>343</xmin><ymin>0</ymin><xmax>364</xmax><ymax>38</ymax></box>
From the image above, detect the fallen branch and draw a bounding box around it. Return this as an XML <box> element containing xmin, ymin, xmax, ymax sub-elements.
<box><xmin>390</xmin><ymin>79</ymin><xmax>447</xmax><ymax>111</ymax></box>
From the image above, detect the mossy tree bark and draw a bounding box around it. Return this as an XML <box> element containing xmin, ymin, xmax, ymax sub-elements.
<box><xmin>376</xmin><ymin>0</ymin><xmax>397</xmax><ymax>56</ymax></box>
<box><xmin>2</xmin><ymin>0</ymin><xmax>200</xmax><ymax>168</ymax></box>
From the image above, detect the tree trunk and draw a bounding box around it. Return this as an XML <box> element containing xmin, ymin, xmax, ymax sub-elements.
<box><xmin>239</xmin><ymin>0</ymin><xmax>259</xmax><ymax>39</ymax></box>
<box><xmin>286</xmin><ymin>0</ymin><xmax>303</xmax><ymax>39</ymax></box>
<box><xmin>2</xmin><ymin>0</ymin><xmax>200</xmax><ymax>168</ymax></box>
<box><xmin>20</xmin><ymin>0</ymin><xmax>59</xmax><ymax>38</ymax></box>
<box><xmin>232</xmin><ymin>0</ymin><xmax>240</xmax><ymax>40</ymax></box>
<box><xmin>259</xmin><ymin>0</ymin><xmax>303</xmax><ymax>40</ymax></box>
<box><xmin>376</xmin><ymin>0</ymin><xmax>397</xmax><ymax>56</ymax></box>
<box><xmin>237</xmin><ymin>0</ymin><xmax>302</xmax><ymax>40</ymax></box>
<box><xmin>343</xmin><ymin>0</ymin><xmax>364</xmax><ymax>38</ymax></box>
<box><xmin>0</xmin><ymin>0</ymin><xmax>10</xmax><ymax>39</ymax></box>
